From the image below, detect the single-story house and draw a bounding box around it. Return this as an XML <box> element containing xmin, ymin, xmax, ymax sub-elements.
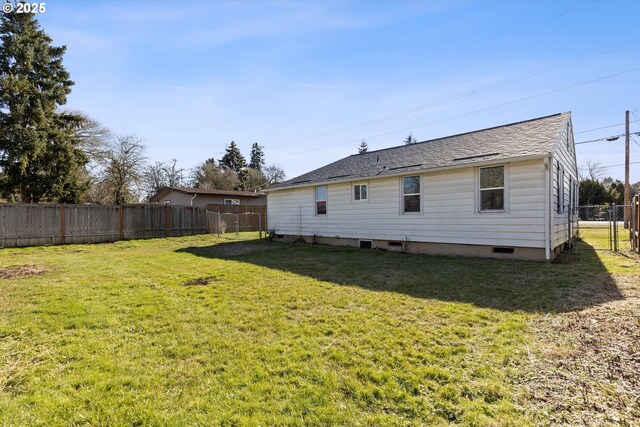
<box><xmin>266</xmin><ymin>112</ymin><xmax>578</xmax><ymax>261</ymax></box>
<box><xmin>150</xmin><ymin>187</ymin><xmax>266</xmax><ymax>208</ymax></box>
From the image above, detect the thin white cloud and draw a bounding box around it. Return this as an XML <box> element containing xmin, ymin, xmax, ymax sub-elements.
<box><xmin>46</xmin><ymin>27</ymin><xmax>113</xmax><ymax>51</ymax></box>
<box><xmin>171</xmin><ymin>6</ymin><xmax>395</xmax><ymax>48</ymax></box>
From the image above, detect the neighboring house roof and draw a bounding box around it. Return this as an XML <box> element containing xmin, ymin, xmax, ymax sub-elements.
<box><xmin>271</xmin><ymin>112</ymin><xmax>570</xmax><ymax>191</ymax></box>
<box><xmin>149</xmin><ymin>187</ymin><xmax>265</xmax><ymax>202</ymax></box>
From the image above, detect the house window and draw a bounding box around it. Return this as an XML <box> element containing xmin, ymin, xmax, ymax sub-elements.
<box><xmin>479</xmin><ymin>166</ymin><xmax>505</xmax><ymax>211</ymax></box>
<box><xmin>353</xmin><ymin>184</ymin><xmax>368</xmax><ymax>201</ymax></box>
<box><xmin>402</xmin><ymin>176</ymin><xmax>420</xmax><ymax>213</ymax></box>
<box><xmin>224</xmin><ymin>199</ymin><xmax>240</xmax><ymax>206</ymax></box>
<box><xmin>556</xmin><ymin>163</ymin><xmax>565</xmax><ymax>214</ymax></box>
<box><xmin>315</xmin><ymin>186</ymin><xmax>327</xmax><ymax>215</ymax></box>
<box><xmin>555</xmin><ymin>162</ymin><xmax>561</xmax><ymax>213</ymax></box>
<box><xmin>163</xmin><ymin>200</ymin><xmax>171</xmax><ymax>205</ymax></box>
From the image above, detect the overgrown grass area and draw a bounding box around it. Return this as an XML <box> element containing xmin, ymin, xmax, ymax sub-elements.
<box><xmin>1</xmin><ymin>234</ymin><xmax>638</xmax><ymax>426</ymax></box>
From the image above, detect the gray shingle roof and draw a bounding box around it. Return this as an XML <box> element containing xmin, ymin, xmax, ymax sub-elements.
<box><xmin>272</xmin><ymin>112</ymin><xmax>570</xmax><ymax>190</ymax></box>
<box><xmin>150</xmin><ymin>187</ymin><xmax>265</xmax><ymax>202</ymax></box>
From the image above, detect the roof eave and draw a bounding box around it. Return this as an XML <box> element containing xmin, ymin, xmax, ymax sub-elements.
<box><xmin>265</xmin><ymin>153</ymin><xmax>551</xmax><ymax>192</ymax></box>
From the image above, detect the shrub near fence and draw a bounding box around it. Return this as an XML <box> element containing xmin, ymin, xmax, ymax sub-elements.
<box><xmin>0</xmin><ymin>204</ymin><xmax>208</xmax><ymax>248</ymax></box>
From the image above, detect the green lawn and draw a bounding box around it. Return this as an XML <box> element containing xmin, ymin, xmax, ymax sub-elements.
<box><xmin>0</xmin><ymin>234</ymin><xmax>637</xmax><ymax>426</ymax></box>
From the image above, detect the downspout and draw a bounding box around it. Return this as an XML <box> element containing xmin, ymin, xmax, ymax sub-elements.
<box><xmin>190</xmin><ymin>193</ymin><xmax>197</xmax><ymax>206</ymax></box>
<box><xmin>544</xmin><ymin>155</ymin><xmax>552</xmax><ymax>261</ymax></box>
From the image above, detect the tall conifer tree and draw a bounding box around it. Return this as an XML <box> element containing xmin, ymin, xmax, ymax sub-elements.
<box><xmin>0</xmin><ymin>8</ymin><xmax>87</xmax><ymax>202</ymax></box>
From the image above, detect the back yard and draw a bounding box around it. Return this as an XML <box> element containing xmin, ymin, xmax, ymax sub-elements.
<box><xmin>1</xmin><ymin>235</ymin><xmax>638</xmax><ymax>426</ymax></box>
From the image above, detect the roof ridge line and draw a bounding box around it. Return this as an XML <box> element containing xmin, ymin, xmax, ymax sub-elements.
<box><xmin>352</xmin><ymin>112</ymin><xmax>566</xmax><ymax>157</ymax></box>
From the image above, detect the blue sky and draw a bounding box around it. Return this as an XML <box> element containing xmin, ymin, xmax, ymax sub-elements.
<box><xmin>37</xmin><ymin>0</ymin><xmax>640</xmax><ymax>182</ymax></box>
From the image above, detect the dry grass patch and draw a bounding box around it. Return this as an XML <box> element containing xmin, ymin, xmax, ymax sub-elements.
<box><xmin>0</xmin><ymin>265</ymin><xmax>49</xmax><ymax>280</ymax></box>
<box><xmin>524</xmin><ymin>271</ymin><xmax>640</xmax><ymax>426</ymax></box>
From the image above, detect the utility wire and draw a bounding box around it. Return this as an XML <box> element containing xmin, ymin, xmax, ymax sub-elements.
<box><xmin>601</xmin><ymin>160</ymin><xmax>640</xmax><ymax>169</ymax></box>
<box><xmin>274</xmin><ymin>39</ymin><xmax>640</xmax><ymax>147</ymax></box>
<box><xmin>575</xmin><ymin>123</ymin><xmax>625</xmax><ymax>134</ymax></box>
<box><xmin>284</xmin><ymin>67</ymin><xmax>640</xmax><ymax>156</ymax></box>
<box><xmin>575</xmin><ymin>133</ymin><xmax>627</xmax><ymax>145</ymax></box>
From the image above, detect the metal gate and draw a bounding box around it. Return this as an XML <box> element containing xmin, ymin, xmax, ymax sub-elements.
<box><xmin>577</xmin><ymin>204</ymin><xmax>632</xmax><ymax>251</ymax></box>
<box><xmin>205</xmin><ymin>211</ymin><xmax>265</xmax><ymax>239</ymax></box>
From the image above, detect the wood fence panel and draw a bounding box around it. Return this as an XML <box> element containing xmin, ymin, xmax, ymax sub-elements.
<box><xmin>0</xmin><ymin>203</ymin><xmax>209</xmax><ymax>248</ymax></box>
<box><xmin>206</xmin><ymin>204</ymin><xmax>267</xmax><ymax>232</ymax></box>
<box><xmin>65</xmin><ymin>205</ymin><xmax>120</xmax><ymax>244</ymax></box>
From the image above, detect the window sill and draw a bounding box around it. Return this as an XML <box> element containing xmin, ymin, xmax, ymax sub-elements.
<box><xmin>478</xmin><ymin>209</ymin><xmax>507</xmax><ymax>214</ymax></box>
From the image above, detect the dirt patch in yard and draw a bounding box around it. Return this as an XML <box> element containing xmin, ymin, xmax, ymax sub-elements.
<box><xmin>522</xmin><ymin>273</ymin><xmax>640</xmax><ymax>426</ymax></box>
<box><xmin>0</xmin><ymin>265</ymin><xmax>49</xmax><ymax>280</ymax></box>
<box><xmin>183</xmin><ymin>276</ymin><xmax>219</xmax><ymax>286</ymax></box>
<box><xmin>196</xmin><ymin>242</ymin><xmax>283</xmax><ymax>257</ymax></box>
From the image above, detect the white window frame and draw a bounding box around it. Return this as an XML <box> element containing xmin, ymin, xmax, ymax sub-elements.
<box><xmin>224</xmin><ymin>199</ymin><xmax>240</xmax><ymax>206</ymax></box>
<box><xmin>163</xmin><ymin>200</ymin><xmax>171</xmax><ymax>205</ymax></box>
<box><xmin>315</xmin><ymin>185</ymin><xmax>327</xmax><ymax>216</ymax></box>
<box><xmin>477</xmin><ymin>165</ymin><xmax>508</xmax><ymax>213</ymax></box>
<box><xmin>353</xmin><ymin>183</ymin><xmax>368</xmax><ymax>202</ymax></box>
<box><xmin>401</xmin><ymin>175</ymin><xmax>421</xmax><ymax>214</ymax></box>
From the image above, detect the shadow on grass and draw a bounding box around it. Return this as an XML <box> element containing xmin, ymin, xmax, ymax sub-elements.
<box><xmin>176</xmin><ymin>239</ymin><xmax>623</xmax><ymax>313</ymax></box>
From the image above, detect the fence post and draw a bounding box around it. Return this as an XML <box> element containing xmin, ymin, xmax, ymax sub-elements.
<box><xmin>613</xmin><ymin>203</ymin><xmax>618</xmax><ymax>252</ymax></box>
<box><xmin>259</xmin><ymin>213</ymin><xmax>262</xmax><ymax>240</ymax></box>
<box><xmin>60</xmin><ymin>205</ymin><xmax>66</xmax><ymax>245</ymax></box>
<box><xmin>165</xmin><ymin>205</ymin><xmax>171</xmax><ymax>237</ymax></box>
<box><xmin>119</xmin><ymin>205</ymin><xmax>124</xmax><ymax>241</ymax></box>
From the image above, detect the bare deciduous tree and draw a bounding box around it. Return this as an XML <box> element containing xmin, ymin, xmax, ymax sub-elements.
<box><xmin>578</xmin><ymin>160</ymin><xmax>606</xmax><ymax>181</ymax></box>
<box><xmin>94</xmin><ymin>135</ymin><xmax>147</xmax><ymax>204</ymax></box>
<box><xmin>68</xmin><ymin>112</ymin><xmax>113</xmax><ymax>173</ymax></box>
<box><xmin>264</xmin><ymin>164</ymin><xmax>286</xmax><ymax>186</ymax></box>
<box><xmin>143</xmin><ymin>159</ymin><xmax>184</xmax><ymax>199</ymax></box>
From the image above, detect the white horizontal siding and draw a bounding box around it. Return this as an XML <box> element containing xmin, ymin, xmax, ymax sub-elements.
<box><xmin>268</xmin><ymin>159</ymin><xmax>548</xmax><ymax>248</ymax></box>
<box><xmin>552</xmin><ymin>120</ymin><xmax>579</xmax><ymax>247</ymax></box>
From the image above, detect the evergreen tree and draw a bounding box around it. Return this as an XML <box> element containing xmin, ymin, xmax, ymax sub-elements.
<box><xmin>403</xmin><ymin>133</ymin><xmax>418</xmax><ymax>145</ymax></box>
<box><xmin>249</xmin><ymin>142</ymin><xmax>265</xmax><ymax>170</ymax></box>
<box><xmin>219</xmin><ymin>141</ymin><xmax>246</xmax><ymax>174</ymax></box>
<box><xmin>0</xmin><ymin>8</ymin><xmax>87</xmax><ymax>202</ymax></box>
<box><xmin>358</xmin><ymin>139</ymin><xmax>368</xmax><ymax>154</ymax></box>
<box><xmin>579</xmin><ymin>179</ymin><xmax>608</xmax><ymax>206</ymax></box>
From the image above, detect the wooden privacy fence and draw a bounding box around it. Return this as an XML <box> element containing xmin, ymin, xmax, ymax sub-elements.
<box><xmin>205</xmin><ymin>204</ymin><xmax>267</xmax><ymax>231</ymax></box>
<box><xmin>0</xmin><ymin>203</ymin><xmax>208</xmax><ymax>248</ymax></box>
<box><xmin>633</xmin><ymin>194</ymin><xmax>639</xmax><ymax>253</ymax></box>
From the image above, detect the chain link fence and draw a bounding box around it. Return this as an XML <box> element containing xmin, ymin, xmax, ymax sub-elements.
<box><xmin>577</xmin><ymin>204</ymin><xmax>631</xmax><ymax>251</ymax></box>
<box><xmin>206</xmin><ymin>211</ymin><xmax>265</xmax><ymax>239</ymax></box>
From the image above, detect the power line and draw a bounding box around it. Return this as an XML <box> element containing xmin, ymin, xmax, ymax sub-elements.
<box><xmin>601</xmin><ymin>160</ymin><xmax>640</xmax><ymax>169</ymax></box>
<box><xmin>574</xmin><ymin>123</ymin><xmax>625</xmax><ymax>134</ymax></box>
<box><xmin>284</xmin><ymin>67</ymin><xmax>640</xmax><ymax>156</ymax></box>
<box><xmin>575</xmin><ymin>133</ymin><xmax>626</xmax><ymax>145</ymax></box>
<box><xmin>274</xmin><ymin>39</ymin><xmax>640</xmax><ymax>147</ymax></box>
